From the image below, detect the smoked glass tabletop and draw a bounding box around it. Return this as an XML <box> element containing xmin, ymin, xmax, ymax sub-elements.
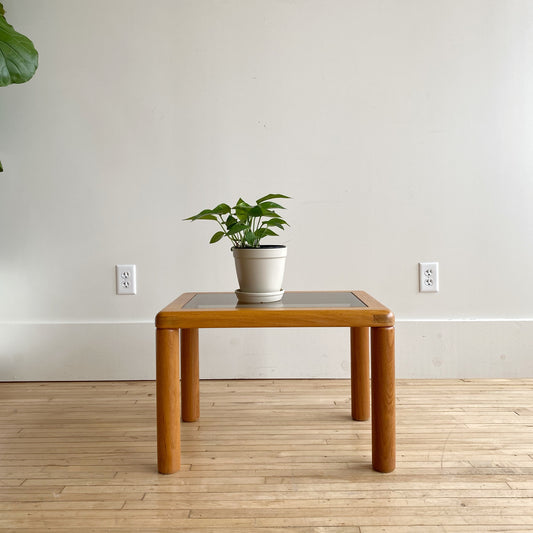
<box><xmin>183</xmin><ymin>292</ymin><xmax>367</xmax><ymax>309</ymax></box>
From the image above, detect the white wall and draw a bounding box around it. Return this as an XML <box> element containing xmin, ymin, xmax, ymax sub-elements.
<box><xmin>1</xmin><ymin>0</ymin><xmax>532</xmax><ymax>380</ymax></box>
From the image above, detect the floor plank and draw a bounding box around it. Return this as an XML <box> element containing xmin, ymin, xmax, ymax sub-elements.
<box><xmin>1</xmin><ymin>378</ymin><xmax>533</xmax><ymax>531</ymax></box>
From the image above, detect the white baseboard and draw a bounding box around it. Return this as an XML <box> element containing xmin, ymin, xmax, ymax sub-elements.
<box><xmin>0</xmin><ymin>322</ymin><xmax>155</xmax><ymax>381</ymax></box>
<box><xmin>1</xmin><ymin>320</ymin><xmax>532</xmax><ymax>381</ymax></box>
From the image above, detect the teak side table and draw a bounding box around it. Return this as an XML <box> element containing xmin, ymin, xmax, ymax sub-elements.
<box><xmin>155</xmin><ymin>291</ymin><xmax>395</xmax><ymax>474</ymax></box>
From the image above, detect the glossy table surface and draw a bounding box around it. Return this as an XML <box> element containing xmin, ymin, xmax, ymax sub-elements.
<box><xmin>155</xmin><ymin>290</ymin><xmax>394</xmax><ymax>329</ymax></box>
<box><xmin>184</xmin><ymin>291</ymin><xmax>368</xmax><ymax>308</ymax></box>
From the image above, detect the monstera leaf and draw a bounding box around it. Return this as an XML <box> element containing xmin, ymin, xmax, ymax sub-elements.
<box><xmin>0</xmin><ymin>3</ymin><xmax>38</xmax><ymax>86</ymax></box>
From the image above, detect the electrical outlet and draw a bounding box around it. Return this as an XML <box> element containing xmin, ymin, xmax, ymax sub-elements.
<box><xmin>116</xmin><ymin>265</ymin><xmax>137</xmax><ymax>295</ymax></box>
<box><xmin>419</xmin><ymin>262</ymin><xmax>439</xmax><ymax>292</ymax></box>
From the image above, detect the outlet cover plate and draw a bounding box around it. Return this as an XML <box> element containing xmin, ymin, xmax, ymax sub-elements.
<box><xmin>419</xmin><ymin>262</ymin><xmax>439</xmax><ymax>292</ymax></box>
<box><xmin>116</xmin><ymin>264</ymin><xmax>137</xmax><ymax>295</ymax></box>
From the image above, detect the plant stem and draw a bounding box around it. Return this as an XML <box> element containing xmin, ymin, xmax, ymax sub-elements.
<box><xmin>253</xmin><ymin>216</ymin><xmax>261</xmax><ymax>246</ymax></box>
<box><xmin>217</xmin><ymin>215</ymin><xmax>236</xmax><ymax>247</ymax></box>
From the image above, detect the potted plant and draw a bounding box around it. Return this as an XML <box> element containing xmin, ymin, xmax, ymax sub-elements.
<box><xmin>185</xmin><ymin>193</ymin><xmax>291</xmax><ymax>303</ymax></box>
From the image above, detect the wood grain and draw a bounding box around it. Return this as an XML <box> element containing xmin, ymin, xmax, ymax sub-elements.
<box><xmin>155</xmin><ymin>290</ymin><xmax>396</xmax><ymax>475</ymax></box>
<box><xmin>371</xmin><ymin>326</ymin><xmax>396</xmax><ymax>473</ymax></box>
<box><xmin>350</xmin><ymin>326</ymin><xmax>370</xmax><ymax>421</ymax></box>
<box><xmin>181</xmin><ymin>328</ymin><xmax>200</xmax><ymax>422</ymax></box>
<box><xmin>155</xmin><ymin>291</ymin><xmax>394</xmax><ymax>329</ymax></box>
<box><xmin>156</xmin><ymin>328</ymin><xmax>180</xmax><ymax>474</ymax></box>
<box><xmin>2</xmin><ymin>378</ymin><xmax>533</xmax><ymax>531</ymax></box>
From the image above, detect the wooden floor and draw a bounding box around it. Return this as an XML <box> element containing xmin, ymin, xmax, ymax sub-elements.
<box><xmin>1</xmin><ymin>379</ymin><xmax>533</xmax><ymax>532</ymax></box>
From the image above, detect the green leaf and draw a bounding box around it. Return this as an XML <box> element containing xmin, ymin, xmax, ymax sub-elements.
<box><xmin>259</xmin><ymin>208</ymin><xmax>281</xmax><ymax>218</ymax></box>
<box><xmin>184</xmin><ymin>208</ymin><xmax>216</xmax><ymax>221</ymax></box>
<box><xmin>256</xmin><ymin>193</ymin><xmax>291</xmax><ymax>203</ymax></box>
<box><xmin>209</xmin><ymin>231</ymin><xmax>225</xmax><ymax>244</ymax></box>
<box><xmin>248</xmin><ymin>205</ymin><xmax>263</xmax><ymax>218</ymax></box>
<box><xmin>257</xmin><ymin>201</ymin><xmax>285</xmax><ymax>210</ymax></box>
<box><xmin>0</xmin><ymin>11</ymin><xmax>39</xmax><ymax>86</ymax></box>
<box><xmin>235</xmin><ymin>198</ymin><xmax>252</xmax><ymax>208</ymax></box>
<box><xmin>225</xmin><ymin>215</ymin><xmax>238</xmax><ymax>228</ymax></box>
<box><xmin>213</xmin><ymin>203</ymin><xmax>231</xmax><ymax>215</ymax></box>
<box><xmin>235</xmin><ymin>205</ymin><xmax>251</xmax><ymax>221</ymax></box>
<box><xmin>227</xmin><ymin>222</ymin><xmax>248</xmax><ymax>235</ymax></box>
<box><xmin>255</xmin><ymin>228</ymin><xmax>278</xmax><ymax>239</ymax></box>
<box><xmin>264</xmin><ymin>218</ymin><xmax>287</xmax><ymax>229</ymax></box>
<box><xmin>244</xmin><ymin>229</ymin><xmax>257</xmax><ymax>246</ymax></box>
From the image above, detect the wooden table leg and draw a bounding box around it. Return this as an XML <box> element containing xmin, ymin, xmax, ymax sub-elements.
<box><xmin>156</xmin><ymin>328</ymin><xmax>180</xmax><ymax>474</ymax></box>
<box><xmin>371</xmin><ymin>326</ymin><xmax>395</xmax><ymax>473</ymax></box>
<box><xmin>181</xmin><ymin>328</ymin><xmax>200</xmax><ymax>422</ymax></box>
<box><xmin>350</xmin><ymin>327</ymin><xmax>370</xmax><ymax>421</ymax></box>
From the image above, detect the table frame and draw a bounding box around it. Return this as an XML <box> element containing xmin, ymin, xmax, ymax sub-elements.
<box><xmin>155</xmin><ymin>290</ymin><xmax>395</xmax><ymax>474</ymax></box>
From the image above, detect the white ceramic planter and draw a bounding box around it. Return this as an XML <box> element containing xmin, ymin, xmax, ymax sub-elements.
<box><xmin>232</xmin><ymin>245</ymin><xmax>287</xmax><ymax>303</ymax></box>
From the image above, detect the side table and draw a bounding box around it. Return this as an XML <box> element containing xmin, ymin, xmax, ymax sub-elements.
<box><xmin>155</xmin><ymin>291</ymin><xmax>395</xmax><ymax>474</ymax></box>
